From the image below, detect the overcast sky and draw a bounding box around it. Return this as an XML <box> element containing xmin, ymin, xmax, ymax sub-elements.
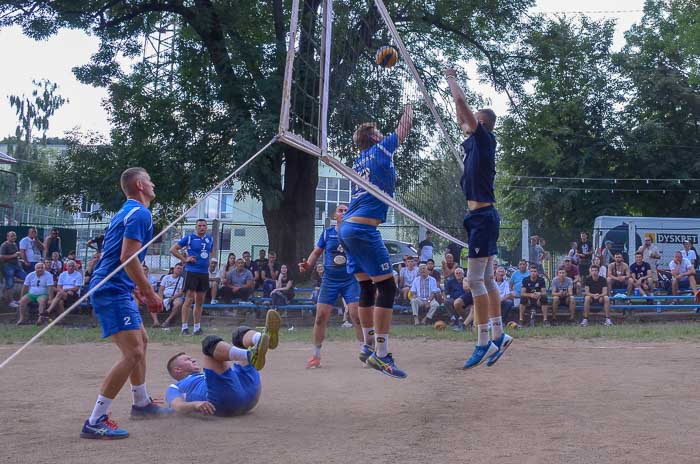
<box><xmin>0</xmin><ymin>0</ymin><xmax>645</xmax><ymax>140</ymax></box>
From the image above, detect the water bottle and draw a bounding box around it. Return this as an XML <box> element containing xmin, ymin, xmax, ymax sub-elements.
<box><xmin>656</xmin><ymin>301</ymin><xmax>662</xmax><ymax>314</ymax></box>
<box><xmin>634</xmin><ymin>288</ymin><xmax>640</xmax><ymax>297</ymax></box>
<box><xmin>529</xmin><ymin>309</ymin><xmax>536</xmax><ymax>327</ymax></box>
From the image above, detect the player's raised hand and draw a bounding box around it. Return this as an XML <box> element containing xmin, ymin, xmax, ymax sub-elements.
<box><xmin>298</xmin><ymin>261</ymin><xmax>310</xmax><ymax>273</ymax></box>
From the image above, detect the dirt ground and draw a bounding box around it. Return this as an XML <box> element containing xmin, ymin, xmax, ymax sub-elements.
<box><xmin>0</xmin><ymin>337</ymin><xmax>698</xmax><ymax>464</ymax></box>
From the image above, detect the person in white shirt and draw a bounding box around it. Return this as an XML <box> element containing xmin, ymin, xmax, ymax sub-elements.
<box><xmin>208</xmin><ymin>259</ymin><xmax>221</xmax><ymax>304</ymax></box>
<box><xmin>18</xmin><ymin>262</ymin><xmax>54</xmax><ymax>325</ymax></box>
<box><xmin>46</xmin><ymin>260</ymin><xmax>83</xmax><ymax>318</ymax></box>
<box><xmin>155</xmin><ymin>263</ymin><xmax>186</xmax><ymax>328</ymax></box>
<box><xmin>681</xmin><ymin>241</ymin><xmax>697</xmax><ymax>268</ymax></box>
<box><xmin>19</xmin><ymin>227</ymin><xmax>44</xmax><ymax>272</ymax></box>
<box><xmin>410</xmin><ymin>264</ymin><xmax>440</xmax><ymax>325</ymax></box>
<box><xmin>669</xmin><ymin>251</ymin><xmax>698</xmax><ymax>297</ymax></box>
<box><xmin>399</xmin><ymin>256</ymin><xmax>419</xmax><ymax>302</ymax></box>
<box><xmin>494</xmin><ymin>266</ymin><xmax>514</xmax><ymax>322</ymax></box>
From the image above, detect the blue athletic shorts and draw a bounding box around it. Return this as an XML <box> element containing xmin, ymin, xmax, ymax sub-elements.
<box><xmin>463</xmin><ymin>205</ymin><xmax>500</xmax><ymax>258</ymax></box>
<box><xmin>339</xmin><ymin>222</ymin><xmax>392</xmax><ymax>277</ymax></box>
<box><xmin>317</xmin><ymin>276</ymin><xmax>360</xmax><ymax>305</ymax></box>
<box><xmin>204</xmin><ymin>364</ymin><xmax>261</xmax><ymax>417</ymax></box>
<box><xmin>90</xmin><ymin>291</ymin><xmax>143</xmax><ymax>338</ymax></box>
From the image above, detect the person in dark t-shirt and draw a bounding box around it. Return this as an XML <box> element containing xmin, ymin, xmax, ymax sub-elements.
<box><xmin>582</xmin><ymin>265</ymin><xmax>612</xmax><ymax>327</ymax></box>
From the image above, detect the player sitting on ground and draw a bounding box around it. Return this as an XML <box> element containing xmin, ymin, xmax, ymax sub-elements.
<box><xmin>165</xmin><ymin>310</ymin><xmax>281</xmax><ymax>416</ymax></box>
<box><xmin>446</xmin><ymin>67</ymin><xmax>513</xmax><ymax>369</ymax></box>
<box><xmin>339</xmin><ymin>103</ymin><xmax>413</xmax><ymax>379</ymax></box>
<box><xmin>299</xmin><ymin>204</ymin><xmax>365</xmax><ymax>369</ymax></box>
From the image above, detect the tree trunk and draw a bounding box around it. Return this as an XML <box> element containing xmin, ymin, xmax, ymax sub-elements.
<box><xmin>262</xmin><ymin>147</ymin><xmax>319</xmax><ymax>280</ymax></box>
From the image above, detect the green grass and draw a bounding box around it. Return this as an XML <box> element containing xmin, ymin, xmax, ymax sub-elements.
<box><xmin>3</xmin><ymin>321</ymin><xmax>700</xmax><ymax>346</ymax></box>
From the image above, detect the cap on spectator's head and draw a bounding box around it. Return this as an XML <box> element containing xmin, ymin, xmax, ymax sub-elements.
<box><xmin>604</xmin><ymin>240</ymin><xmax>613</xmax><ymax>245</ymax></box>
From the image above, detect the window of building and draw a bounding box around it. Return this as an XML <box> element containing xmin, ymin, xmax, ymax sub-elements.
<box><xmin>315</xmin><ymin>176</ymin><xmax>352</xmax><ymax>220</ymax></box>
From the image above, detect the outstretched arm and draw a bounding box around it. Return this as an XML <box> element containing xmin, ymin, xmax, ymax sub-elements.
<box><xmin>299</xmin><ymin>247</ymin><xmax>323</xmax><ymax>273</ymax></box>
<box><xmin>445</xmin><ymin>68</ymin><xmax>478</xmax><ymax>135</ymax></box>
<box><xmin>395</xmin><ymin>104</ymin><xmax>414</xmax><ymax>144</ymax></box>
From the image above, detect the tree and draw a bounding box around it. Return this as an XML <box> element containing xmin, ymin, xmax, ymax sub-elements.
<box><xmin>2</xmin><ymin>0</ymin><xmax>534</xmax><ymax>269</ymax></box>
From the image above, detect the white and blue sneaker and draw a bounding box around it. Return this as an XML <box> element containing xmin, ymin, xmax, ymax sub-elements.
<box><xmin>80</xmin><ymin>415</ymin><xmax>129</xmax><ymax>440</ymax></box>
<box><xmin>486</xmin><ymin>333</ymin><xmax>513</xmax><ymax>367</ymax></box>
<box><xmin>463</xmin><ymin>341</ymin><xmax>499</xmax><ymax>369</ymax></box>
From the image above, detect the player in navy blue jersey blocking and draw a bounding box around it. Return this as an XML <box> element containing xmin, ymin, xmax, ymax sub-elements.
<box><xmin>339</xmin><ymin>104</ymin><xmax>413</xmax><ymax>379</ymax></box>
<box><xmin>170</xmin><ymin>219</ymin><xmax>214</xmax><ymax>336</ymax></box>
<box><xmin>299</xmin><ymin>204</ymin><xmax>364</xmax><ymax>369</ymax></box>
<box><xmin>81</xmin><ymin>167</ymin><xmax>171</xmax><ymax>440</ymax></box>
<box><xmin>446</xmin><ymin>68</ymin><xmax>513</xmax><ymax>369</ymax></box>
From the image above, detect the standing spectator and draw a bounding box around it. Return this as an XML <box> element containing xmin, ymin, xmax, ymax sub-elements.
<box><xmin>1</xmin><ymin>231</ymin><xmax>26</xmax><ymax>307</ymax></box>
<box><xmin>669</xmin><ymin>251</ymin><xmax>698</xmax><ymax>298</ymax></box>
<box><xmin>529</xmin><ymin>235</ymin><xmax>544</xmax><ymax>275</ymax></box>
<box><xmin>48</xmin><ymin>251</ymin><xmax>63</xmax><ymax>281</ymax></box>
<box><xmin>207</xmin><ymin>259</ymin><xmax>221</xmax><ymax>304</ymax></box>
<box><xmin>607</xmin><ymin>252</ymin><xmax>630</xmax><ymax>296</ymax></box>
<box><xmin>551</xmin><ymin>268</ymin><xmax>576</xmax><ymax>323</ymax></box>
<box><xmin>689</xmin><ymin>239</ymin><xmax>700</xmax><ymax>270</ymax></box>
<box><xmin>444</xmin><ymin>267</ymin><xmax>465</xmax><ymax>324</ymax></box>
<box><xmin>440</xmin><ymin>253</ymin><xmax>458</xmax><ymax>280</ymax></box>
<box><xmin>600</xmin><ymin>241</ymin><xmax>615</xmax><ymax>266</ymax></box>
<box><xmin>170</xmin><ymin>218</ymin><xmax>214</xmax><ymax>336</ymax></box>
<box><xmin>494</xmin><ymin>266</ymin><xmax>514</xmax><ymax>322</ymax></box>
<box><xmin>45</xmin><ymin>260</ymin><xmax>83</xmax><ymax>319</ymax></box>
<box><xmin>509</xmin><ymin>259</ymin><xmax>529</xmax><ymax>305</ymax></box>
<box><xmin>681</xmin><ymin>240</ymin><xmax>697</xmax><ymax>269</ymax></box>
<box><xmin>410</xmin><ymin>263</ymin><xmax>440</xmax><ymax>325</ymax></box>
<box><xmin>18</xmin><ymin>262</ymin><xmax>54</xmax><ymax>325</ymax></box>
<box><xmin>19</xmin><ymin>227</ymin><xmax>44</xmax><ymax>272</ymax></box>
<box><xmin>426</xmin><ymin>258</ymin><xmax>441</xmax><ymax>287</ymax></box>
<box><xmin>221</xmin><ymin>258</ymin><xmax>255</xmax><ymax>302</ymax></box>
<box><xmin>446</xmin><ymin>242</ymin><xmax>462</xmax><ymax>265</ymax></box>
<box><xmin>628</xmin><ymin>251</ymin><xmax>652</xmax><ymax>296</ymax></box>
<box><xmin>567</xmin><ymin>241</ymin><xmax>579</xmax><ymax>265</ymax></box>
<box><xmin>637</xmin><ymin>235</ymin><xmax>662</xmax><ymax>284</ymax></box>
<box><xmin>581</xmin><ymin>265</ymin><xmax>612</xmax><ymax>327</ymax></box>
<box><xmin>43</xmin><ymin>228</ymin><xmax>62</xmax><ymax>258</ymax></box>
<box><xmin>418</xmin><ymin>230</ymin><xmax>434</xmax><ymax>263</ymax></box>
<box><xmin>558</xmin><ymin>257</ymin><xmax>581</xmax><ymax>294</ymax></box>
<box><xmin>156</xmin><ymin>263</ymin><xmax>186</xmax><ymax>328</ymax></box>
<box><xmin>86</xmin><ymin>228</ymin><xmax>107</xmax><ymax>252</ymax></box>
<box><xmin>270</xmin><ymin>264</ymin><xmax>294</xmax><ymax>306</ymax></box>
<box><xmin>577</xmin><ymin>232</ymin><xmax>593</xmax><ymax>277</ymax></box>
<box><xmin>518</xmin><ymin>265</ymin><xmax>549</xmax><ymax>327</ymax></box>
<box><xmin>261</xmin><ymin>251</ymin><xmax>280</xmax><ymax>297</ymax></box>
<box><xmin>398</xmin><ymin>256</ymin><xmax>419</xmax><ymax>302</ymax></box>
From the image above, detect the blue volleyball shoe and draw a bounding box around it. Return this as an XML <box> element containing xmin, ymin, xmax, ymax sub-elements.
<box><xmin>463</xmin><ymin>341</ymin><xmax>499</xmax><ymax>369</ymax></box>
<box><xmin>486</xmin><ymin>333</ymin><xmax>513</xmax><ymax>367</ymax></box>
<box><xmin>130</xmin><ymin>400</ymin><xmax>175</xmax><ymax>419</ymax></box>
<box><xmin>366</xmin><ymin>352</ymin><xmax>407</xmax><ymax>379</ymax></box>
<box><xmin>359</xmin><ymin>344</ymin><xmax>374</xmax><ymax>364</ymax></box>
<box><xmin>80</xmin><ymin>415</ymin><xmax>129</xmax><ymax>440</ymax></box>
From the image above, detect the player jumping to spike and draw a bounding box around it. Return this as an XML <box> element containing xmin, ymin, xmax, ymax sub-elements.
<box><xmin>339</xmin><ymin>104</ymin><xmax>413</xmax><ymax>379</ymax></box>
<box><xmin>445</xmin><ymin>69</ymin><xmax>513</xmax><ymax>369</ymax></box>
<box><xmin>299</xmin><ymin>204</ymin><xmax>364</xmax><ymax>369</ymax></box>
<box><xmin>81</xmin><ymin>167</ymin><xmax>172</xmax><ymax>440</ymax></box>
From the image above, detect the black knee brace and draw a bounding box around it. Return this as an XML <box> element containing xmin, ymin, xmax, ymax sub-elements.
<box><xmin>359</xmin><ymin>280</ymin><xmax>376</xmax><ymax>308</ymax></box>
<box><xmin>202</xmin><ymin>335</ymin><xmax>223</xmax><ymax>357</ymax></box>
<box><xmin>232</xmin><ymin>325</ymin><xmax>253</xmax><ymax>349</ymax></box>
<box><xmin>375</xmin><ymin>278</ymin><xmax>397</xmax><ymax>308</ymax></box>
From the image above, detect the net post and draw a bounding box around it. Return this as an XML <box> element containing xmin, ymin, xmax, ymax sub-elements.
<box><xmin>318</xmin><ymin>0</ymin><xmax>333</xmax><ymax>156</ymax></box>
<box><xmin>373</xmin><ymin>0</ymin><xmax>464</xmax><ymax>169</ymax></box>
<box><xmin>279</xmin><ymin>0</ymin><xmax>301</xmax><ymax>135</ymax></box>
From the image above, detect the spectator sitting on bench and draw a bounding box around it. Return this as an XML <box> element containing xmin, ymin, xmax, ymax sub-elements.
<box><xmin>444</xmin><ymin>267</ymin><xmax>465</xmax><ymax>324</ymax></box>
<box><xmin>310</xmin><ymin>263</ymin><xmax>323</xmax><ymax>304</ymax></box>
<box><xmin>628</xmin><ymin>251</ymin><xmax>652</xmax><ymax>296</ymax></box>
<box><xmin>18</xmin><ymin>262</ymin><xmax>54</xmax><ymax>325</ymax></box>
<box><xmin>270</xmin><ymin>264</ymin><xmax>294</xmax><ymax>306</ymax></box>
<box><xmin>494</xmin><ymin>266</ymin><xmax>515</xmax><ymax>322</ymax></box>
<box><xmin>607</xmin><ymin>252</ymin><xmax>630</xmax><ymax>296</ymax></box>
<box><xmin>519</xmin><ymin>264</ymin><xmax>549</xmax><ymax>327</ymax></box>
<box><xmin>426</xmin><ymin>258</ymin><xmax>441</xmax><ymax>287</ymax></box>
<box><xmin>452</xmin><ymin>278</ymin><xmax>474</xmax><ymax>331</ymax></box>
<box><xmin>558</xmin><ymin>257</ymin><xmax>581</xmax><ymax>295</ymax></box>
<box><xmin>399</xmin><ymin>256</ymin><xmax>418</xmax><ymax>302</ymax></box>
<box><xmin>45</xmin><ymin>260</ymin><xmax>83</xmax><ymax>319</ymax></box>
<box><xmin>261</xmin><ymin>251</ymin><xmax>280</xmax><ymax>297</ymax></box>
<box><xmin>669</xmin><ymin>251</ymin><xmax>698</xmax><ymax>299</ymax></box>
<box><xmin>441</xmin><ymin>253</ymin><xmax>458</xmax><ymax>280</ymax></box>
<box><xmin>208</xmin><ymin>259</ymin><xmax>221</xmax><ymax>304</ymax></box>
<box><xmin>221</xmin><ymin>258</ymin><xmax>254</xmax><ymax>303</ymax></box>
<box><xmin>410</xmin><ymin>263</ymin><xmax>440</xmax><ymax>326</ymax></box>
<box><xmin>551</xmin><ymin>268</ymin><xmax>576</xmax><ymax>323</ymax></box>
<box><xmin>155</xmin><ymin>263</ymin><xmax>185</xmax><ymax>328</ymax></box>
<box><xmin>581</xmin><ymin>264</ymin><xmax>612</xmax><ymax>327</ymax></box>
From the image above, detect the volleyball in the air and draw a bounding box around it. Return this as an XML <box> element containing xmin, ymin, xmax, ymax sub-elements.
<box><xmin>375</xmin><ymin>46</ymin><xmax>398</xmax><ymax>68</ymax></box>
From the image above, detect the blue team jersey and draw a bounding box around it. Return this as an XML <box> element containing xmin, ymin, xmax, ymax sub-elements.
<box><xmin>178</xmin><ymin>233</ymin><xmax>214</xmax><ymax>274</ymax></box>
<box><xmin>165</xmin><ymin>373</ymin><xmax>208</xmax><ymax>405</ymax></box>
<box><xmin>461</xmin><ymin>123</ymin><xmax>496</xmax><ymax>203</ymax></box>
<box><xmin>344</xmin><ymin>133</ymin><xmax>398</xmax><ymax>223</ymax></box>
<box><xmin>317</xmin><ymin>226</ymin><xmax>352</xmax><ymax>280</ymax></box>
<box><xmin>90</xmin><ymin>199</ymin><xmax>153</xmax><ymax>296</ymax></box>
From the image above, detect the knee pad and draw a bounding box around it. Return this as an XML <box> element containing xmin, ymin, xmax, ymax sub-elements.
<box><xmin>359</xmin><ymin>280</ymin><xmax>376</xmax><ymax>308</ymax></box>
<box><xmin>232</xmin><ymin>325</ymin><xmax>253</xmax><ymax>349</ymax></box>
<box><xmin>466</xmin><ymin>268</ymin><xmax>487</xmax><ymax>297</ymax></box>
<box><xmin>375</xmin><ymin>278</ymin><xmax>397</xmax><ymax>308</ymax></box>
<box><xmin>484</xmin><ymin>276</ymin><xmax>498</xmax><ymax>293</ymax></box>
<box><xmin>202</xmin><ymin>335</ymin><xmax>224</xmax><ymax>357</ymax></box>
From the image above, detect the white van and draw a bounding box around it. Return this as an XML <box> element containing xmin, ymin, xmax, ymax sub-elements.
<box><xmin>592</xmin><ymin>216</ymin><xmax>700</xmax><ymax>268</ymax></box>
